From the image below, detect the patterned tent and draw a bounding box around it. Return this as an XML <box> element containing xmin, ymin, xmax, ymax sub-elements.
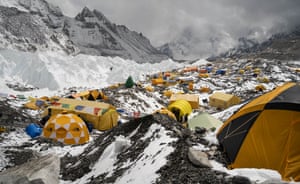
<box><xmin>42</xmin><ymin>112</ymin><xmax>90</xmax><ymax>145</ymax></box>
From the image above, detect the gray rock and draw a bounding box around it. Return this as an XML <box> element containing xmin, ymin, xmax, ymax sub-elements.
<box><xmin>0</xmin><ymin>154</ymin><xmax>59</xmax><ymax>184</ymax></box>
<box><xmin>225</xmin><ymin>175</ymin><xmax>252</xmax><ymax>184</ymax></box>
<box><xmin>187</xmin><ymin>147</ymin><xmax>212</xmax><ymax>168</ymax></box>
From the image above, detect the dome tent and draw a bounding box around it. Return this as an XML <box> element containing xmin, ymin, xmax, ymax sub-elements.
<box><xmin>125</xmin><ymin>76</ymin><xmax>134</xmax><ymax>88</ymax></box>
<box><xmin>168</xmin><ymin>100</ymin><xmax>192</xmax><ymax>123</ymax></box>
<box><xmin>217</xmin><ymin>82</ymin><xmax>300</xmax><ymax>181</ymax></box>
<box><xmin>188</xmin><ymin>112</ymin><xmax>222</xmax><ymax>131</ymax></box>
<box><xmin>42</xmin><ymin>112</ymin><xmax>90</xmax><ymax>145</ymax></box>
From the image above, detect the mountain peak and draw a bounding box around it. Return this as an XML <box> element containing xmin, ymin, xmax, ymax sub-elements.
<box><xmin>93</xmin><ymin>9</ymin><xmax>110</xmax><ymax>23</ymax></box>
<box><xmin>0</xmin><ymin>1</ymin><xmax>168</xmax><ymax>63</ymax></box>
<box><xmin>75</xmin><ymin>6</ymin><xmax>95</xmax><ymax>21</ymax></box>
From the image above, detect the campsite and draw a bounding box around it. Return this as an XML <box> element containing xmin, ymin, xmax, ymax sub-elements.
<box><xmin>0</xmin><ymin>58</ymin><xmax>299</xmax><ymax>183</ymax></box>
<box><xmin>0</xmin><ymin>0</ymin><xmax>300</xmax><ymax>183</ymax></box>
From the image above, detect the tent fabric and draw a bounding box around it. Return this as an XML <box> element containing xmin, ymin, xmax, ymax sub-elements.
<box><xmin>183</xmin><ymin>66</ymin><xmax>198</xmax><ymax>72</ymax></box>
<box><xmin>125</xmin><ymin>76</ymin><xmax>135</xmax><ymax>88</ymax></box>
<box><xmin>72</xmin><ymin>90</ymin><xmax>104</xmax><ymax>101</ymax></box>
<box><xmin>24</xmin><ymin>99</ymin><xmax>47</xmax><ymax>110</ymax></box>
<box><xmin>187</xmin><ymin>112</ymin><xmax>222</xmax><ymax>130</ymax></box>
<box><xmin>94</xmin><ymin>109</ymin><xmax>119</xmax><ymax>131</ymax></box>
<box><xmin>154</xmin><ymin>108</ymin><xmax>177</xmax><ymax>120</ymax></box>
<box><xmin>217</xmin><ymin>82</ymin><xmax>300</xmax><ymax>181</ymax></box>
<box><xmin>45</xmin><ymin>98</ymin><xmax>119</xmax><ymax>131</ymax></box>
<box><xmin>209</xmin><ymin>92</ymin><xmax>240</xmax><ymax>109</ymax></box>
<box><xmin>24</xmin><ymin>101</ymin><xmax>40</xmax><ymax>110</ymax></box>
<box><xmin>170</xmin><ymin>94</ymin><xmax>199</xmax><ymax>109</ymax></box>
<box><xmin>42</xmin><ymin>113</ymin><xmax>89</xmax><ymax>145</ymax></box>
<box><xmin>151</xmin><ymin>78</ymin><xmax>164</xmax><ymax>85</ymax></box>
<box><xmin>168</xmin><ymin>100</ymin><xmax>192</xmax><ymax>122</ymax></box>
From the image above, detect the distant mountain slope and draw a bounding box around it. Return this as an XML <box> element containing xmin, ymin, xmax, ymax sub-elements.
<box><xmin>0</xmin><ymin>0</ymin><xmax>168</xmax><ymax>63</ymax></box>
<box><xmin>157</xmin><ymin>27</ymin><xmax>235</xmax><ymax>61</ymax></box>
<box><xmin>221</xmin><ymin>27</ymin><xmax>300</xmax><ymax>61</ymax></box>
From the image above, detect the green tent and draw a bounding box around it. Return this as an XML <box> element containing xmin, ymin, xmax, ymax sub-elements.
<box><xmin>187</xmin><ymin>112</ymin><xmax>222</xmax><ymax>130</ymax></box>
<box><xmin>125</xmin><ymin>76</ymin><xmax>134</xmax><ymax>88</ymax></box>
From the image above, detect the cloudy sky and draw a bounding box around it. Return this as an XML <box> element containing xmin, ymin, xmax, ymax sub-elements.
<box><xmin>48</xmin><ymin>0</ymin><xmax>300</xmax><ymax>57</ymax></box>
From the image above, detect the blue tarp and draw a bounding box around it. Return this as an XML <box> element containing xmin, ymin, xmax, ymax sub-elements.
<box><xmin>216</xmin><ymin>69</ymin><xmax>226</xmax><ymax>75</ymax></box>
<box><xmin>25</xmin><ymin>123</ymin><xmax>42</xmax><ymax>138</ymax></box>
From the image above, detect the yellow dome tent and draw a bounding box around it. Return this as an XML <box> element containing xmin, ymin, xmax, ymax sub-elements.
<box><xmin>168</xmin><ymin>100</ymin><xmax>192</xmax><ymax>123</ymax></box>
<box><xmin>42</xmin><ymin>112</ymin><xmax>90</xmax><ymax>145</ymax></box>
<box><xmin>217</xmin><ymin>82</ymin><xmax>300</xmax><ymax>181</ymax></box>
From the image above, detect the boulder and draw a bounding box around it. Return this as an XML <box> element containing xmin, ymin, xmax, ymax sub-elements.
<box><xmin>0</xmin><ymin>154</ymin><xmax>60</xmax><ymax>184</ymax></box>
<box><xmin>188</xmin><ymin>147</ymin><xmax>212</xmax><ymax>168</ymax></box>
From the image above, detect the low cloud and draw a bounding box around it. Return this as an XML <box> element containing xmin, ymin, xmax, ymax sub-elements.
<box><xmin>49</xmin><ymin>0</ymin><xmax>300</xmax><ymax>56</ymax></box>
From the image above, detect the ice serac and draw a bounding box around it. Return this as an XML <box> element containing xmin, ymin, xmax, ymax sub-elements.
<box><xmin>0</xmin><ymin>0</ymin><xmax>168</xmax><ymax>63</ymax></box>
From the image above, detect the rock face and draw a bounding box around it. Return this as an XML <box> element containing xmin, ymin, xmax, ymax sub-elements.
<box><xmin>64</xmin><ymin>7</ymin><xmax>168</xmax><ymax>63</ymax></box>
<box><xmin>0</xmin><ymin>0</ymin><xmax>168</xmax><ymax>63</ymax></box>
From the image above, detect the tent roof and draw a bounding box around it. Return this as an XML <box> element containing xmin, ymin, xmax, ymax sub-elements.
<box><xmin>168</xmin><ymin>99</ymin><xmax>192</xmax><ymax>116</ymax></box>
<box><xmin>209</xmin><ymin>92</ymin><xmax>236</xmax><ymax>101</ymax></box>
<box><xmin>57</xmin><ymin>98</ymin><xmax>111</xmax><ymax>109</ymax></box>
<box><xmin>188</xmin><ymin>112</ymin><xmax>222</xmax><ymax>130</ymax></box>
<box><xmin>170</xmin><ymin>94</ymin><xmax>199</xmax><ymax>102</ymax></box>
<box><xmin>223</xmin><ymin>82</ymin><xmax>300</xmax><ymax>124</ymax></box>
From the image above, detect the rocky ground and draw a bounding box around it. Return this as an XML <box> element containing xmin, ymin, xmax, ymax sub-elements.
<box><xmin>0</xmin><ymin>100</ymin><xmax>248</xmax><ymax>184</ymax></box>
<box><xmin>0</xmin><ymin>59</ymin><xmax>299</xmax><ymax>183</ymax></box>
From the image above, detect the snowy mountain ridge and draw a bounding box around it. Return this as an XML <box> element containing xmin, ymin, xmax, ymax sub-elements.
<box><xmin>158</xmin><ymin>27</ymin><xmax>237</xmax><ymax>61</ymax></box>
<box><xmin>0</xmin><ymin>0</ymin><xmax>168</xmax><ymax>63</ymax></box>
<box><xmin>221</xmin><ymin>27</ymin><xmax>300</xmax><ymax>61</ymax></box>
